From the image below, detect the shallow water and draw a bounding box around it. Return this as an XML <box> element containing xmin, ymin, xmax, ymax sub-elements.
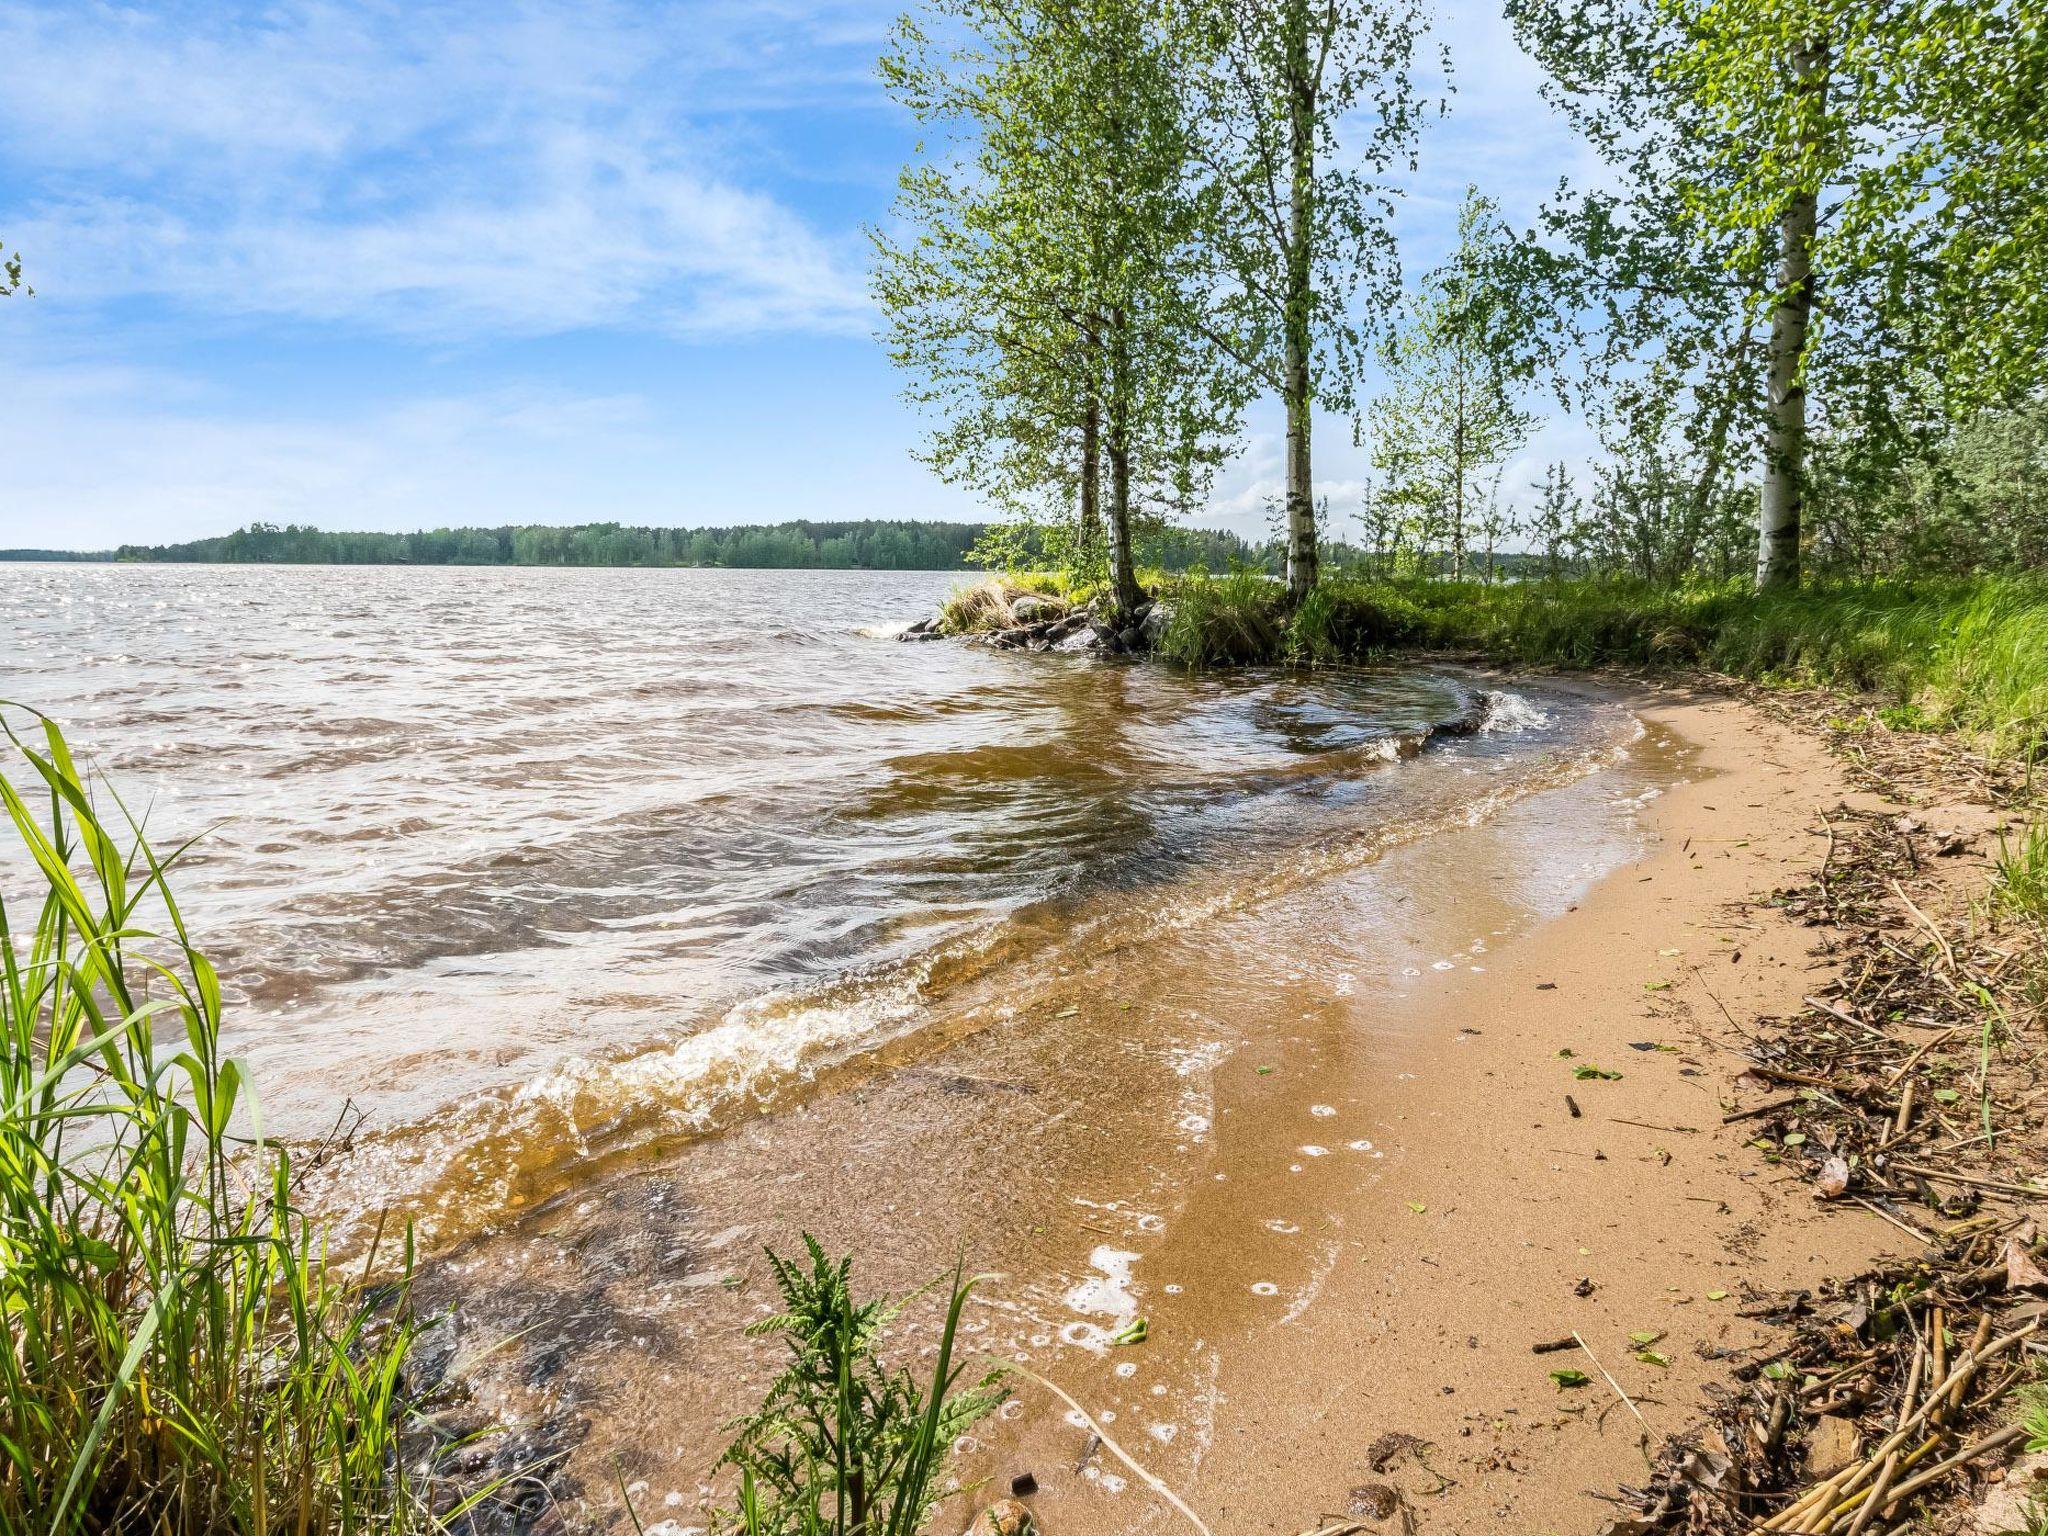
<box><xmin>3</xmin><ymin>562</ymin><xmax>1683</xmax><ymax>1531</ymax></box>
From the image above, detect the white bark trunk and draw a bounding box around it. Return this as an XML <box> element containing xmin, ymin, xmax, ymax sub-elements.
<box><xmin>1757</xmin><ymin>36</ymin><xmax>1825</xmax><ymax>593</ymax></box>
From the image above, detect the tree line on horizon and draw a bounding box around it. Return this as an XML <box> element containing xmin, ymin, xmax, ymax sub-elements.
<box><xmin>871</xmin><ymin>0</ymin><xmax>2047</xmax><ymax>620</ymax></box>
<box><xmin>9</xmin><ymin>517</ymin><xmax>1282</xmax><ymax>572</ymax></box>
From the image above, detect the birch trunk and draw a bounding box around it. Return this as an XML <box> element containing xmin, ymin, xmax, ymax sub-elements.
<box><xmin>1079</xmin><ymin>395</ymin><xmax>1102</xmax><ymax>557</ymax></box>
<box><xmin>1105</xmin><ymin>318</ymin><xmax>1143</xmax><ymax>623</ymax></box>
<box><xmin>1280</xmin><ymin>3</ymin><xmax>1318</xmax><ymax>606</ymax></box>
<box><xmin>1757</xmin><ymin>36</ymin><xmax>1826</xmax><ymax>592</ymax></box>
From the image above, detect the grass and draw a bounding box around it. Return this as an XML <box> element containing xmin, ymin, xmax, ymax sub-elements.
<box><xmin>937</xmin><ymin>574</ymin><xmax>1075</xmax><ymax>634</ymax></box>
<box><xmin>1992</xmin><ymin>818</ymin><xmax>2048</xmax><ymax>1014</ymax></box>
<box><xmin>1995</xmin><ymin>820</ymin><xmax>2048</xmax><ymax>927</ymax></box>
<box><xmin>0</xmin><ymin>708</ymin><xmax>473</xmax><ymax>1534</ymax></box>
<box><xmin>1145</xmin><ymin>573</ymin><xmax>2048</xmax><ymax>760</ymax></box>
<box><xmin>1155</xmin><ymin>568</ymin><xmax>1282</xmax><ymax>666</ymax></box>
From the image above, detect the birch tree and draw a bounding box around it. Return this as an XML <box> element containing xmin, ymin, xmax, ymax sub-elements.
<box><xmin>874</xmin><ymin>0</ymin><xmax>1243</xmax><ymax>621</ymax></box>
<box><xmin>1510</xmin><ymin>0</ymin><xmax>2048</xmax><ymax>591</ymax></box>
<box><xmin>1190</xmin><ymin>0</ymin><xmax>1437</xmax><ymax>604</ymax></box>
<box><xmin>1364</xmin><ymin>192</ymin><xmax>1535</xmax><ymax>581</ymax></box>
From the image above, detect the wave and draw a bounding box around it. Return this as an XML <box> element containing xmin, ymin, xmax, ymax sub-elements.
<box><xmin>297</xmin><ymin>681</ymin><xmax>1634</xmax><ymax>1258</ymax></box>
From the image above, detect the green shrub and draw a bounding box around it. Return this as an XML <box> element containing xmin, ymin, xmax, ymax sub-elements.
<box><xmin>714</xmin><ymin>1239</ymin><xmax>1001</xmax><ymax>1536</ymax></box>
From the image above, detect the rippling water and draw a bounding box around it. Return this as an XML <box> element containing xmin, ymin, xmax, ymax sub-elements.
<box><xmin>6</xmin><ymin>561</ymin><xmax>1670</xmax><ymax>1528</ymax></box>
<box><xmin>6</xmin><ymin>565</ymin><xmax>1554</xmax><ymax>1143</ymax></box>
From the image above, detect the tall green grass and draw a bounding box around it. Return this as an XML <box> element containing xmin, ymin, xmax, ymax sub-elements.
<box><xmin>1155</xmin><ymin>569</ymin><xmax>1282</xmax><ymax>667</ymax></box>
<box><xmin>0</xmin><ymin>710</ymin><xmax>462</xmax><ymax>1533</ymax></box>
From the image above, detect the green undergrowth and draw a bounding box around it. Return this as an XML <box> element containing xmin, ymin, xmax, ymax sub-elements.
<box><xmin>0</xmin><ymin>708</ymin><xmax>487</xmax><ymax>1533</ymax></box>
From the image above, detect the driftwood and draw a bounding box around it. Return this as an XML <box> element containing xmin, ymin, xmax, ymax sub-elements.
<box><xmin>1599</xmin><ymin>777</ymin><xmax>2047</xmax><ymax>1535</ymax></box>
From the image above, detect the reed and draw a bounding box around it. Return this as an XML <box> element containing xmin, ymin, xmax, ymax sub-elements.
<box><xmin>0</xmin><ymin>709</ymin><xmax>460</xmax><ymax>1534</ymax></box>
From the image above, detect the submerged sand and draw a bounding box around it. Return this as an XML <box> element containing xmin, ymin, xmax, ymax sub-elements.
<box><xmin>427</xmin><ymin>683</ymin><xmax>1899</xmax><ymax>1535</ymax></box>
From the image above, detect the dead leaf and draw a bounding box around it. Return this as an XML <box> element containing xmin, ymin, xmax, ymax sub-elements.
<box><xmin>2007</xmin><ymin>1236</ymin><xmax>2048</xmax><ymax>1292</ymax></box>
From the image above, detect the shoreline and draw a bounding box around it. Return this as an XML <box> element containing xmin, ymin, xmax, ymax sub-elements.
<box><xmin>414</xmin><ymin>675</ymin><xmax>1973</xmax><ymax>1536</ymax></box>
<box><xmin>956</xmin><ymin>680</ymin><xmax>1906</xmax><ymax>1536</ymax></box>
<box><xmin>1112</xmin><ymin>682</ymin><xmax>1905</xmax><ymax>1532</ymax></box>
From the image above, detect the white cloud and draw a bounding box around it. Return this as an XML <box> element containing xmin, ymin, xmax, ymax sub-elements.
<box><xmin>0</xmin><ymin>0</ymin><xmax>880</xmax><ymax>338</ymax></box>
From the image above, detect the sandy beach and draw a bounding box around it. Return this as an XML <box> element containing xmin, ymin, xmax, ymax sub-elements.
<box><xmin>1118</xmin><ymin>684</ymin><xmax>1910</xmax><ymax>1533</ymax></box>
<box><xmin>399</xmin><ymin>680</ymin><xmax>1935</xmax><ymax>1536</ymax></box>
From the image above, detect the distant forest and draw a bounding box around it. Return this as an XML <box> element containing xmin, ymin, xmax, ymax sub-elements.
<box><xmin>4</xmin><ymin>518</ymin><xmax>1278</xmax><ymax>572</ymax></box>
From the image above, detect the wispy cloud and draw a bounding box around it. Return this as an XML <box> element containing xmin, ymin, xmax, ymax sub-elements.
<box><xmin>0</xmin><ymin>0</ymin><xmax>882</xmax><ymax>338</ymax></box>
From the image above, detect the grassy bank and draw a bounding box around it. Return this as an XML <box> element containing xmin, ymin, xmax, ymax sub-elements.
<box><xmin>943</xmin><ymin>569</ymin><xmax>2047</xmax><ymax>756</ymax></box>
<box><xmin>0</xmin><ymin>713</ymin><xmax>467</xmax><ymax>1533</ymax></box>
<box><xmin>1148</xmin><ymin>575</ymin><xmax>2047</xmax><ymax>758</ymax></box>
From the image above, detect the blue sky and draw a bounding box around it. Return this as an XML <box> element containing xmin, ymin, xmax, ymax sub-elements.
<box><xmin>0</xmin><ymin>0</ymin><xmax>1598</xmax><ymax>550</ymax></box>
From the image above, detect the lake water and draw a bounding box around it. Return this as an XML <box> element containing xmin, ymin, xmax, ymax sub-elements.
<box><xmin>2</xmin><ymin>562</ymin><xmax>1674</xmax><ymax>1530</ymax></box>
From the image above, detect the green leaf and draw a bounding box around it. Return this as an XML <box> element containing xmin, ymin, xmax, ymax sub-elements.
<box><xmin>1549</xmin><ymin>1368</ymin><xmax>1591</xmax><ymax>1389</ymax></box>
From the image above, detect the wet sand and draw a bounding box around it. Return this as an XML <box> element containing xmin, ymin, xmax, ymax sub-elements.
<box><xmin>1132</xmin><ymin>684</ymin><xmax>1904</xmax><ymax>1534</ymax></box>
<box><xmin>427</xmin><ymin>682</ymin><xmax>1900</xmax><ymax>1536</ymax></box>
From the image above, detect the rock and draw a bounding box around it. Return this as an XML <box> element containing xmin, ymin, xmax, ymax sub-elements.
<box><xmin>1139</xmin><ymin>601</ymin><xmax>1172</xmax><ymax>649</ymax></box>
<box><xmin>1347</xmin><ymin>1483</ymin><xmax>1400</xmax><ymax>1520</ymax></box>
<box><xmin>1009</xmin><ymin>594</ymin><xmax>1062</xmax><ymax>624</ymax></box>
<box><xmin>1813</xmin><ymin>1154</ymin><xmax>1851</xmax><ymax>1199</ymax></box>
<box><xmin>963</xmin><ymin>1498</ymin><xmax>1034</xmax><ymax>1536</ymax></box>
<box><xmin>1971</xmin><ymin>1450</ymin><xmax>2048</xmax><ymax>1534</ymax></box>
<box><xmin>898</xmin><ymin>616</ymin><xmax>944</xmax><ymax>642</ymax></box>
<box><xmin>1803</xmin><ymin>1414</ymin><xmax>1860</xmax><ymax>1480</ymax></box>
<box><xmin>1054</xmin><ymin>622</ymin><xmax>1118</xmax><ymax>655</ymax></box>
